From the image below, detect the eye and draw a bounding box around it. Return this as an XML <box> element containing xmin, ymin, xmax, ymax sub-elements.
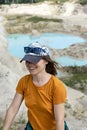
<box><xmin>25</xmin><ymin>61</ymin><xmax>29</xmax><ymax>64</ymax></box>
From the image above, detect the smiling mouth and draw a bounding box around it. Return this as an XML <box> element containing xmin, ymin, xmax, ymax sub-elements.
<box><xmin>29</xmin><ymin>67</ymin><xmax>36</xmax><ymax>70</ymax></box>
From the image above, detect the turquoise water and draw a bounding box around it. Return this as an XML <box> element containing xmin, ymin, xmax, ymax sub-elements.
<box><xmin>7</xmin><ymin>33</ymin><xmax>87</xmax><ymax>66</ymax></box>
<box><xmin>56</xmin><ymin>56</ymin><xmax>87</xmax><ymax>66</ymax></box>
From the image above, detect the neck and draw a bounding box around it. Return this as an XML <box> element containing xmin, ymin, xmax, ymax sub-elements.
<box><xmin>32</xmin><ymin>72</ymin><xmax>51</xmax><ymax>87</ymax></box>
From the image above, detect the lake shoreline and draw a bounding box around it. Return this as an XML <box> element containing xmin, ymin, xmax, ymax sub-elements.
<box><xmin>7</xmin><ymin>33</ymin><xmax>87</xmax><ymax>65</ymax></box>
<box><xmin>0</xmin><ymin>2</ymin><xmax>87</xmax><ymax>62</ymax></box>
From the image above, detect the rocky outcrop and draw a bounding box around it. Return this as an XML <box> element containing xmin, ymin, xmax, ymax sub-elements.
<box><xmin>0</xmin><ymin>2</ymin><xmax>87</xmax><ymax>37</ymax></box>
<box><xmin>56</xmin><ymin>42</ymin><xmax>87</xmax><ymax>59</ymax></box>
<box><xmin>0</xmin><ymin>17</ymin><xmax>27</xmax><ymax>118</ymax></box>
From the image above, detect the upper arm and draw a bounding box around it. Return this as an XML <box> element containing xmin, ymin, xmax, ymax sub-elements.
<box><xmin>54</xmin><ymin>103</ymin><xmax>65</xmax><ymax>130</ymax></box>
<box><xmin>9</xmin><ymin>93</ymin><xmax>23</xmax><ymax>113</ymax></box>
<box><xmin>54</xmin><ymin>103</ymin><xmax>65</xmax><ymax>122</ymax></box>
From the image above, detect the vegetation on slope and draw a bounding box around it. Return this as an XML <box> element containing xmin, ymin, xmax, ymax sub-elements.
<box><xmin>0</xmin><ymin>0</ymin><xmax>87</xmax><ymax>5</ymax></box>
<box><xmin>5</xmin><ymin>15</ymin><xmax>63</xmax><ymax>33</ymax></box>
<box><xmin>60</xmin><ymin>66</ymin><xmax>87</xmax><ymax>94</ymax></box>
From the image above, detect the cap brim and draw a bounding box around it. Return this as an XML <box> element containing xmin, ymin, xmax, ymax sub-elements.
<box><xmin>20</xmin><ymin>55</ymin><xmax>42</xmax><ymax>63</ymax></box>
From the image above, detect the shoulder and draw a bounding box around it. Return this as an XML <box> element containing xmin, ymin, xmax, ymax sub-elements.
<box><xmin>16</xmin><ymin>74</ymin><xmax>31</xmax><ymax>94</ymax></box>
<box><xmin>51</xmin><ymin>75</ymin><xmax>66</xmax><ymax>91</ymax></box>
<box><xmin>19</xmin><ymin>74</ymin><xmax>31</xmax><ymax>83</ymax></box>
<box><xmin>17</xmin><ymin>74</ymin><xmax>31</xmax><ymax>89</ymax></box>
<box><xmin>52</xmin><ymin>75</ymin><xmax>65</xmax><ymax>86</ymax></box>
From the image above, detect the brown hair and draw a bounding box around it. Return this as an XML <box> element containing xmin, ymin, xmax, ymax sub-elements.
<box><xmin>42</xmin><ymin>56</ymin><xmax>61</xmax><ymax>76</ymax></box>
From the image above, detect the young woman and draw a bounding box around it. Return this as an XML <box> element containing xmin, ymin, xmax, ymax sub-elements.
<box><xmin>2</xmin><ymin>42</ymin><xmax>67</xmax><ymax>130</ymax></box>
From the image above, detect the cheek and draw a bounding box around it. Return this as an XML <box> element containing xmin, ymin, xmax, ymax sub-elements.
<box><xmin>39</xmin><ymin>59</ymin><xmax>48</xmax><ymax>65</ymax></box>
<box><xmin>41</xmin><ymin>61</ymin><xmax>48</xmax><ymax>68</ymax></box>
<box><xmin>37</xmin><ymin>61</ymin><xmax>47</xmax><ymax>69</ymax></box>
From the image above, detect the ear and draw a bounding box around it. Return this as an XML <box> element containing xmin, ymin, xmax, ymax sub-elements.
<box><xmin>45</xmin><ymin>61</ymin><xmax>48</xmax><ymax>65</ymax></box>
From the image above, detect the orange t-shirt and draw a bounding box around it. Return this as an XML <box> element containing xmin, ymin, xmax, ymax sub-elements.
<box><xmin>16</xmin><ymin>74</ymin><xmax>66</xmax><ymax>130</ymax></box>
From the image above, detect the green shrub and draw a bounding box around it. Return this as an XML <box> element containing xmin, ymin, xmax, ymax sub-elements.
<box><xmin>37</xmin><ymin>0</ymin><xmax>68</xmax><ymax>3</ymax></box>
<box><xmin>60</xmin><ymin>66</ymin><xmax>87</xmax><ymax>94</ymax></box>
<box><xmin>79</xmin><ymin>0</ymin><xmax>87</xmax><ymax>5</ymax></box>
<box><xmin>0</xmin><ymin>126</ymin><xmax>2</xmax><ymax>130</ymax></box>
<box><xmin>26</xmin><ymin>16</ymin><xmax>63</xmax><ymax>23</ymax></box>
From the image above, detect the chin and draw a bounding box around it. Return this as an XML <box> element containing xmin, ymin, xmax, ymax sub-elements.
<box><xmin>30</xmin><ymin>71</ymin><xmax>37</xmax><ymax>75</ymax></box>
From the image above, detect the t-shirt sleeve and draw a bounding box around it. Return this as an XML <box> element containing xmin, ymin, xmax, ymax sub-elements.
<box><xmin>16</xmin><ymin>77</ymin><xmax>25</xmax><ymax>96</ymax></box>
<box><xmin>53</xmin><ymin>80</ymin><xmax>67</xmax><ymax>104</ymax></box>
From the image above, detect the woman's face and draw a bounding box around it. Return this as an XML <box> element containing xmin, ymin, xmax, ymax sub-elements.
<box><xmin>25</xmin><ymin>59</ymin><xmax>48</xmax><ymax>75</ymax></box>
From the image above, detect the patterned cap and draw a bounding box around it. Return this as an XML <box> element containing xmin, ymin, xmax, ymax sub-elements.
<box><xmin>20</xmin><ymin>42</ymin><xmax>50</xmax><ymax>63</ymax></box>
